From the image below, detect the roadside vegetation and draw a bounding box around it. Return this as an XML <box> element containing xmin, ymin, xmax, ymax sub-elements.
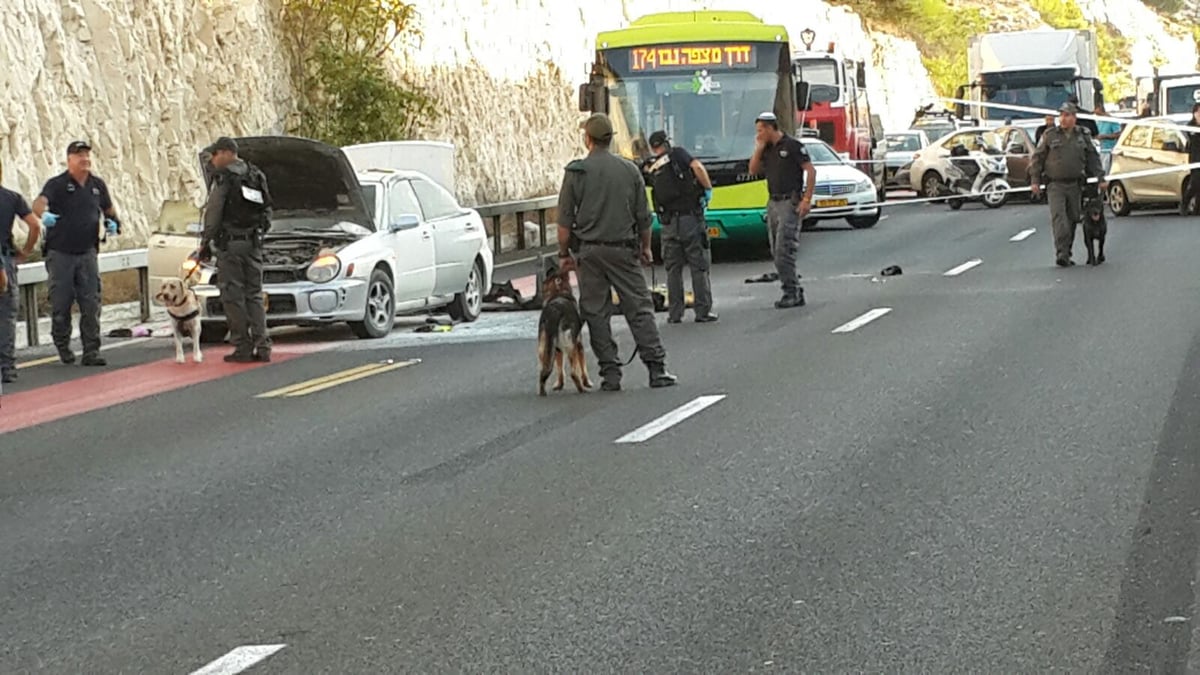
<box><xmin>278</xmin><ymin>0</ymin><xmax>438</xmax><ymax>147</ymax></box>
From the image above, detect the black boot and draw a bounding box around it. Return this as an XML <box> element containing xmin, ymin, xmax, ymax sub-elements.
<box><xmin>648</xmin><ymin>362</ymin><xmax>678</xmax><ymax>388</ymax></box>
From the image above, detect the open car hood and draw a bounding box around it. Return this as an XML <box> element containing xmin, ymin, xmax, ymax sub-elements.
<box><xmin>198</xmin><ymin>136</ymin><xmax>376</xmax><ymax>231</ymax></box>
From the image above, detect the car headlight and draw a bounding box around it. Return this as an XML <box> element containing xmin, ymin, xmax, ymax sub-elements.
<box><xmin>306</xmin><ymin>250</ymin><xmax>342</xmax><ymax>283</ymax></box>
<box><xmin>856</xmin><ymin>178</ymin><xmax>874</xmax><ymax>192</ymax></box>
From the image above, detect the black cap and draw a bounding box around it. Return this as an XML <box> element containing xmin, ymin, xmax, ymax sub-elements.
<box><xmin>648</xmin><ymin>131</ymin><xmax>669</xmax><ymax>149</ymax></box>
<box><xmin>204</xmin><ymin>136</ymin><xmax>238</xmax><ymax>155</ymax></box>
<box><xmin>66</xmin><ymin>140</ymin><xmax>92</xmax><ymax>155</ymax></box>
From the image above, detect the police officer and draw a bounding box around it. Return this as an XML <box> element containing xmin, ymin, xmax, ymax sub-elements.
<box><xmin>557</xmin><ymin>113</ymin><xmax>677</xmax><ymax>391</ymax></box>
<box><xmin>198</xmin><ymin>137</ymin><xmax>274</xmax><ymax>362</ymax></box>
<box><xmin>0</xmin><ymin>161</ymin><xmax>44</xmax><ymax>383</ymax></box>
<box><xmin>644</xmin><ymin>130</ymin><xmax>717</xmax><ymax>324</ymax></box>
<box><xmin>33</xmin><ymin>140</ymin><xmax>121</xmax><ymax>367</ymax></box>
<box><xmin>1029</xmin><ymin>102</ymin><xmax>1106</xmax><ymax>267</ymax></box>
<box><xmin>748</xmin><ymin>112</ymin><xmax>816</xmax><ymax>309</ymax></box>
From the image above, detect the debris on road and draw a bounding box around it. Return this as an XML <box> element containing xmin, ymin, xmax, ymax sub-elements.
<box><xmin>881</xmin><ymin>265</ymin><xmax>903</xmax><ymax>276</ymax></box>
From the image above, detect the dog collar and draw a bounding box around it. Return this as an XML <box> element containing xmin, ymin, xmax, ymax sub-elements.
<box><xmin>169</xmin><ymin>308</ymin><xmax>201</xmax><ymax>322</ymax></box>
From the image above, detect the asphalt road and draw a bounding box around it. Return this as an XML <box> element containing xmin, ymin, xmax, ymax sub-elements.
<box><xmin>4</xmin><ymin>197</ymin><xmax>1200</xmax><ymax>673</ymax></box>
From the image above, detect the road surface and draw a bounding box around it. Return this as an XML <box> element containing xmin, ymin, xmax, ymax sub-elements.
<box><xmin>3</xmin><ymin>198</ymin><xmax>1200</xmax><ymax>673</ymax></box>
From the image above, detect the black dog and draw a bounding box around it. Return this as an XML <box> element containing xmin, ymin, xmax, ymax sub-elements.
<box><xmin>1081</xmin><ymin>187</ymin><xmax>1107</xmax><ymax>266</ymax></box>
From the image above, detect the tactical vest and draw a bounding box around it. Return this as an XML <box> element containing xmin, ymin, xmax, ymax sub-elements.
<box><xmin>648</xmin><ymin>151</ymin><xmax>701</xmax><ymax>215</ymax></box>
<box><xmin>222</xmin><ymin>163</ymin><xmax>271</xmax><ymax>233</ymax></box>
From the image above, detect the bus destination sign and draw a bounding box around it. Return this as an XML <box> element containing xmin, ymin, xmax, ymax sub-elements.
<box><xmin>628</xmin><ymin>44</ymin><xmax>758</xmax><ymax>72</ymax></box>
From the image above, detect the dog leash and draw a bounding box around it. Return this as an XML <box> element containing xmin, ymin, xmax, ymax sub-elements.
<box><xmin>613</xmin><ymin>262</ymin><xmax>656</xmax><ymax>367</ymax></box>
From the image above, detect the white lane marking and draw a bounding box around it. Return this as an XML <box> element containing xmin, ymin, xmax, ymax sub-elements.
<box><xmin>190</xmin><ymin>644</ymin><xmax>287</xmax><ymax>675</ymax></box>
<box><xmin>615</xmin><ymin>394</ymin><xmax>727</xmax><ymax>444</ymax></box>
<box><xmin>831</xmin><ymin>307</ymin><xmax>893</xmax><ymax>334</ymax></box>
<box><xmin>943</xmin><ymin>258</ymin><xmax>983</xmax><ymax>276</ymax></box>
<box><xmin>1010</xmin><ymin>228</ymin><xmax>1036</xmax><ymax>242</ymax></box>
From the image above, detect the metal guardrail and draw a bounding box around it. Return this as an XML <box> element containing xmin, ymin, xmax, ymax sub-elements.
<box><xmin>475</xmin><ymin>195</ymin><xmax>558</xmax><ymax>257</ymax></box>
<box><xmin>17</xmin><ymin>249</ymin><xmax>151</xmax><ymax>348</ymax></box>
<box><xmin>13</xmin><ymin>196</ymin><xmax>555</xmax><ymax>348</ymax></box>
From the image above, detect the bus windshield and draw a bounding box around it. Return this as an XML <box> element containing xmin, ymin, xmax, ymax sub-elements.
<box><xmin>599</xmin><ymin>42</ymin><xmax>789</xmax><ymax>165</ymax></box>
<box><xmin>1164</xmin><ymin>84</ymin><xmax>1200</xmax><ymax>115</ymax></box>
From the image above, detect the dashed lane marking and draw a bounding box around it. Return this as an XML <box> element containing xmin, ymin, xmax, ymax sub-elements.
<box><xmin>189</xmin><ymin>644</ymin><xmax>287</xmax><ymax>675</ymax></box>
<box><xmin>831</xmin><ymin>307</ymin><xmax>893</xmax><ymax>334</ymax></box>
<box><xmin>256</xmin><ymin>359</ymin><xmax>420</xmax><ymax>398</ymax></box>
<box><xmin>615</xmin><ymin>394</ymin><xmax>727</xmax><ymax>444</ymax></box>
<box><xmin>1010</xmin><ymin>228</ymin><xmax>1036</xmax><ymax>242</ymax></box>
<box><xmin>943</xmin><ymin>258</ymin><xmax>983</xmax><ymax>277</ymax></box>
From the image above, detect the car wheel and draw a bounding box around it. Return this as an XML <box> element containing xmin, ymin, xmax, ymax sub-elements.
<box><xmin>349</xmin><ymin>268</ymin><xmax>395</xmax><ymax>339</ymax></box>
<box><xmin>922</xmin><ymin>171</ymin><xmax>943</xmax><ymax>199</ymax></box>
<box><xmin>847</xmin><ymin>211</ymin><xmax>880</xmax><ymax>228</ymax></box>
<box><xmin>448</xmin><ymin>257</ymin><xmax>485</xmax><ymax>322</ymax></box>
<box><xmin>199</xmin><ymin>321</ymin><xmax>228</xmax><ymax>344</ymax></box>
<box><xmin>1108</xmin><ymin>182</ymin><xmax>1131</xmax><ymax>217</ymax></box>
<box><xmin>801</xmin><ymin>217</ymin><xmax>819</xmax><ymax>231</ymax></box>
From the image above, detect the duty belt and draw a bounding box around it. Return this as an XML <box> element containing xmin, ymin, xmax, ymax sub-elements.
<box><xmin>1047</xmin><ymin>178</ymin><xmax>1084</xmax><ymax>184</ymax></box>
<box><xmin>225</xmin><ymin>232</ymin><xmax>259</xmax><ymax>241</ymax></box>
<box><xmin>580</xmin><ymin>239</ymin><xmax>638</xmax><ymax>248</ymax></box>
<box><xmin>769</xmin><ymin>192</ymin><xmax>800</xmax><ymax>201</ymax></box>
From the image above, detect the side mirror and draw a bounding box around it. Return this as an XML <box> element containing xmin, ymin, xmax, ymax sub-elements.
<box><xmin>856</xmin><ymin>62</ymin><xmax>867</xmax><ymax>88</ymax></box>
<box><xmin>954</xmin><ymin>85</ymin><xmax>967</xmax><ymax>120</ymax></box>
<box><xmin>1006</xmin><ymin>143</ymin><xmax>1027</xmax><ymax>154</ymax></box>
<box><xmin>577</xmin><ymin>83</ymin><xmax>591</xmax><ymax>112</ymax></box>
<box><xmin>795</xmin><ymin>81</ymin><xmax>810</xmax><ymax>111</ymax></box>
<box><xmin>390</xmin><ymin>214</ymin><xmax>420</xmax><ymax>232</ymax></box>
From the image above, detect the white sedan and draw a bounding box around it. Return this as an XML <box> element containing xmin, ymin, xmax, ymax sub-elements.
<box><xmin>155</xmin><ymin>136</ymin><xmax>494</xmax><ymax>342</ymax></box>
<box><xmin>800</xmin><ymin>137</ymin><xmax>882</xmax><ymax>230</ymax></box>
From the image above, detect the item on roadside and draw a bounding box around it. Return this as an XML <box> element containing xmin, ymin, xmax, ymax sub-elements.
<box><xmin>880</xmin><ymin>265</ymin><xmax>903</xmax><ymax>276</ymax></box>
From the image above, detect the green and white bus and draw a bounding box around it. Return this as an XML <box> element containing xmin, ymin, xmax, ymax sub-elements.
<box><xmin>577</xmin><ymin>10</ymin><xmax>799</xmax><ymax>251</ymax></box>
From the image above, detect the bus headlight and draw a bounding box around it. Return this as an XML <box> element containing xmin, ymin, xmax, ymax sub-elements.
<box><xmin>306</xmin><ymin>251</ymin><xmax>342</xmax><ymax>283</ymax></box>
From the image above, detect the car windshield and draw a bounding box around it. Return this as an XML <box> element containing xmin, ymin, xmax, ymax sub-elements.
<box><xmin>802</xmin><ymin>141</ymin><xmax>842</xmax><ymax>165</ymax></box>
<box><xmin>886</xmin><ymin>134</ymin><xmax>922</xmax><ymax>152</ymax></box>
<box><xmin>360</xmin><ymin>184</ymin><xmax>378</xmax><ymax>222</ymax></box>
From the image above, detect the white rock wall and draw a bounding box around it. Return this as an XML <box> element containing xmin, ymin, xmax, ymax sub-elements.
<box><xmin>0</xmin><ymin>0</ymin><xmax>292</xmax><ymax>247</ymax></box>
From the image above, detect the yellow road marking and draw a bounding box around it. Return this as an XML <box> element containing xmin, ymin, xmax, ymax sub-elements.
<box><xmin>256</xmin><ymin>359</ymin><xmax>419</xmax><ymax>399</ymax></box>
<box><xmin>16</xmin><ymin>355</ymin><xmax>59</xmax><ymax>369</ymax></box>
<box><xmin>16</xmin><ymin>337</ymin><xmax>155</xmax><ymax>369</ymax></box>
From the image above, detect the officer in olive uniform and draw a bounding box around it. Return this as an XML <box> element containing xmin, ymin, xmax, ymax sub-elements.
<box><xmin>1029</xmin><ymin>102</ymin><xmax>1106</xmax><ymax>267</ymax></box>
<box><xmin>748</xmin><ymin>112</ymin><xmax>816</xmax><ymax>309</ymax></box>
<box><xmin>645</xmin><ymin>130</ymin><xmax>717</xmax><ymax>324</ymax></box>
<box><xmin>557</xmin><ymin>113</ymin><xmax>677</xmax><ymax>391</ymax></box>
<box><xmin>199</xmin><ymin>137</ymin><xmax>274</xmax><ymax>362</ymax></box>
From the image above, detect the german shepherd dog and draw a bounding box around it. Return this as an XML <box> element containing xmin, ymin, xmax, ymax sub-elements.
<box><xmin>1081</xmin><ymin>186</ymin><xmax>1107</xmax><ymax>266</ymax></box>
<box><xmin>537</xmin><ymin>270</ymin><xmax>593</xmax><ymax>396</ymax></box>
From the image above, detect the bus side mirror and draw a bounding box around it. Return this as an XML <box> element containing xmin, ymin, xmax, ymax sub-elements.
<box><xmin>578</xmin><ymin>83</ymin><xmax>591</xmax><ymax>112</ymax></box>
<box><xmin>856</xmin><ymin>62</ymin><xmax>867</xmax><ymax>88</ymax></box>
<box><xmin>795</xmin><ymin>81</ymin><xmax>810</xmax><ymax>111</ymax></box>
<box><xmin>954</xmin><ymin>84</ymin><xmax>967</xmax><ymax>119</ymax></box>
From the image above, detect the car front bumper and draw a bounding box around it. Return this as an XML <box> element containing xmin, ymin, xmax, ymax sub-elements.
<box><xmin>809</xmin><ymin>189</ymin><xmax>880</xmax><ymax>220</ymax></box>
<box><xmin>195</xmin><ymin>278</ymin><xmax>370</xmax><ymax>325</ymax></box>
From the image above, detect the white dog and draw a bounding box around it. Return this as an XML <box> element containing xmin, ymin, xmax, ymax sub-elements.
<box><xmin>153</xmin><ymin>277</ymin><xmax>204</xmax><ymax>364</ymax></box>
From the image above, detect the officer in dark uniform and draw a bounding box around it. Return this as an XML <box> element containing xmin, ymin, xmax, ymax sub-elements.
<box><xmin>0</xmin><ymin>160</ymin><xmax>44</xmax><ymax>384</ymax></box>
<box><xmin>748</xmin><ymin>112</ymin><xmax>816</xmax><ymax>309</ymax></box>
<box><xmin>1029</xmin><ymin>102</ymin><xmax>1106</xmax><ymax>266</ymax></box>
<box><xmin>557</xmin><ymin>113</ymin><xmax>677</xmax><ymax>391</ymax></box>
<box><xmin>33</xmin><ymin>140</ymin><xmax>121</xmax><ymax>366</ymax></box>
<box><xmin>644</xmin><ymin>130</ymin><xmax>717</xmax><ymax>324</ymax></box>
<box><xmin>198</xmin><ymin>137</ymin><xmax>274</xmax><ymax>362</ymax></box>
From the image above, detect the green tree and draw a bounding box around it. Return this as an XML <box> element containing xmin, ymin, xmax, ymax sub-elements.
<box><xmin>278</xmin><ymin>0</ymin><xmax>437</xmax><ymax>147</ymax></box>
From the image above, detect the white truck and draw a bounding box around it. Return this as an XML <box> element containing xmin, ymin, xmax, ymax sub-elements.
<box><xmin>955</xmin><ymin>29</ymin><xmax>1102</xmax><ymax>126</ymax></box>
<box><xmin>1136</xmin><ymin>74</ymin><xmax>1200</xmax><ymax>121</ymax></box>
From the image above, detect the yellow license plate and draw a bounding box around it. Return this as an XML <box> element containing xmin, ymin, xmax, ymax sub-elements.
<box><xmin>816</xmin><ymin>198</ymin><xmax>849</xmax><ymax>208</ymax></box>
<box><xmin>707</xmin><ymin>227</ymin><xmax>721</xmax><ymax>238</ymax></box>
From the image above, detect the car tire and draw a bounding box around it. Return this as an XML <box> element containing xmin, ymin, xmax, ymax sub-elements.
<box><xmin>847</xmin><ymin>211</ymin><xmax>881</xmax><ymax>228</ymax></box>
<box><xmin>349</xmin><ymin>268</ymin><xmax>395</xmax><ymax>339</ymax></box>
<box><xmin>199</xmin><ymin>321</ymin><xmax>228</xmax><ymax>344</ymax></box>
<box><xmin>801</xmin><ymin>217</ymin><xmax>819</xmax><ymax>231</ymax></box>
<box><xmin>1108</xmin><ymin>182</ymin><xmax>1132</xmax><ymax>217</ymax></box>
<box><xmin>448</xmin><ymin>257</ymin><xmax>485</xmax><ymax>323</ymax></box>
<box><xmin>922</xmin><ymin>171</ymin><xmax>945</xmax><ymax>204</ymax></box>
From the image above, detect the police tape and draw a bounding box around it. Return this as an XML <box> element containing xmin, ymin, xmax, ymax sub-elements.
<box><xmin>934</xmin><ymin>96</ymin><xmax>1200</xmax><ymax>133</ymax></box>
<box><xmin>795</xmin><ymin>159</ymin><xmax>1200</xmax><ymax>215</ymax></box>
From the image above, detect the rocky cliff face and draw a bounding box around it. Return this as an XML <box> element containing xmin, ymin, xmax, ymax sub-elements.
<box><xmin>1</xmin><ymin>0</ymin><xmax>1195</xmax><ymax>248</ymax></box>
<box><xmin>0</xmin><ymin>0</ymin><xmax>292</xmax><ymax>250</ymax></box>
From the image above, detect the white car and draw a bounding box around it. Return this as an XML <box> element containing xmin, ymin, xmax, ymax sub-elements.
<box><xmin>182</xmin><ymin>136</ymin><xmax>493</xmax><ymax>341</ymax></box>
<box><xmin>800</xmin><ymin>137</ymin><xmax>882</xmax><ymax>230</ymax></box>
<box><xmin>881</xmin><ymin>130</ymin><xmax>930</xmax><ymax>188</ymax></box>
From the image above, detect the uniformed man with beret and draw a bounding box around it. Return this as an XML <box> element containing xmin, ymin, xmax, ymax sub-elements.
<box><xmin>557</xmin><ymin>113</ymin><xmax>677</xmax><ymax>391</ymax></box>
<box><xmin>1029</xmin><ymin>102</ymin><xmax>1106</xmax><ymax>267</ymax></box>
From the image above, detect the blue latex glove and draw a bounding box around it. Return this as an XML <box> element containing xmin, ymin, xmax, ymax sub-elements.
<box><xmin>105</xmin><ymin>218</ymin><xmax>119</xmax><ymax>235</ymax></box>
<box><xmin>701</xmin><ymin>187</ymin><xmax>713</xmax><ymax>208</ymax></box>
<box><xmin>42</xmin><ymin>212</ymin><xmax>59</xmax><ymax>228</ymax></box>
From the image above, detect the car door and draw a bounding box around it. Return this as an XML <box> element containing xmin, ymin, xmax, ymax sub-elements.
<box><xmin>383</xmin><ymin>179</ymin><xmax>436</xmax><ymax>301</ymax></box>
<box><xmin>1149</xmin><ymin>126</ymin><xmax>1189</xmax><ymax>200</ymax></box>
<box><xmin>1112</xmin><ymin>123</ymin><xmax>1157</xmax><ymax>202</ymax></box>
<box><xmin>1002</xmin><ymin>128</ymin><xmax>1033</xmax><ymax>187</ymax></box>
<box><xmin>148</xmin><ymin>199</ymin><xmax>204</xmax><ymax>287</ymax></box>
<box><xmin>409</xmin><ymin>176</ymin><xmax>476</xmax><ymax>295</ymax></box>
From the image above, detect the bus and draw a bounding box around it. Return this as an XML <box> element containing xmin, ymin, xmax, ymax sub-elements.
<box><xmin>792</xmin><ymin>37</ymin><xmax>885</xmax><ymax>195</ymax></box>
<box><xmin>577</xmin><ymin>10</ymin><xmax>799</xmax><ymax>251</ymax></box>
